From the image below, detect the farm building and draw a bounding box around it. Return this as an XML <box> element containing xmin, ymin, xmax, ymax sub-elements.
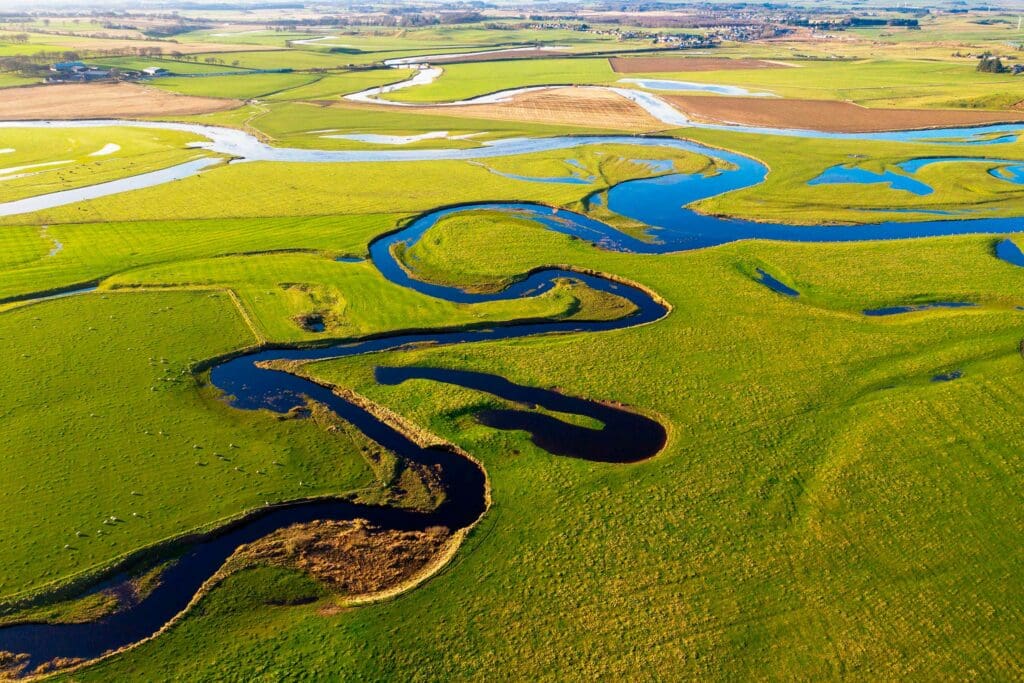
<box><xmin>50</xmin><ymin>61</ymin><xmax>86</xmax><ymax>73</ymax></box>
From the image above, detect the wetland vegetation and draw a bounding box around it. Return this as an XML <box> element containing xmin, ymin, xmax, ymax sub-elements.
<box><xmin>0</xmin><ymin>1</ymin><xmax>1023</xmax><ymax>679</ymax></box>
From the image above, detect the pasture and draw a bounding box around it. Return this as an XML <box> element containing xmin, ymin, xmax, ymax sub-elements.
<box><xmin>51</xmin><ymin>227</ymin><xmax>1024</xmax><ymax>680</ymax></box>
<box><xmin>150</xmin><ymin>73</ymin><xmax>323</xmax><ymax>100</ymax></box>
<box><xmin>0</xmin><ymin>10</ymin><xmax>1023</xmax><ymax>680</ymax></box>
<box><xmin>0</xmin><ymin>125</ymin><xmax>217</xmax><ymax>203</ymax></box>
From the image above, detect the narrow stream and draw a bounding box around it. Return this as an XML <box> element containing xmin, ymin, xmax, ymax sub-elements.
<box><xmin>0</xmin><ymin>262</ymin><xmax>668</xmax><ymax>669</ymax></box>
<box><xmin>3</xmin><ymin>113</ymin><xmax>1024</xmax><ymax>673</ymax></box>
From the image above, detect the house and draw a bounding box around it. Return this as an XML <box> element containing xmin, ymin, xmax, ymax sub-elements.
<box><xmin>142</xmin><ymin>67</ymin><xmax>170</xmax><ymax>77</ymax></box>
<box><xmin>47</xmin><ymin>61</ymin><xmax>117</xmax><ymax>83</ymax></box>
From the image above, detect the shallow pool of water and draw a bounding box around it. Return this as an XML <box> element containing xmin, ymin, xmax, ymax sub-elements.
<box><xmin>754</xmin><ymin>268</ymin><xmax>799</xmax><ymax>297</ymax></box>
<box><xmin>808</xmin><ymin>165</ymin><xmax>932</xmax><ymax>196</ymax></box>
<box><xmin>863</xmin><ymin>301</ymin><xmax>976</xmax><ymax>316</ymax></box>
<box><xmin>995</xmin><ymin>238</ymin><xmax>1024</xmax><ymax>267</ymax></box>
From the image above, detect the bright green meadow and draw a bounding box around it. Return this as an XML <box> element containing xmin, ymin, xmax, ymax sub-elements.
<box><xmin>0</xmin><ymin>16</ymin><xmax>1022</xmax><ymax>681</ymax></box>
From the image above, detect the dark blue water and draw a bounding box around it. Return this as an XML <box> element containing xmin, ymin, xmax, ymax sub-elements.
<box><xmin>863</xmin><ymin>301</ymin><xmax>976</xmax><ymax>316</ymax></box>
<box><xmin>932</xmin><ymin>370</ymin><xmax>964</xmax><ymax>382</ymax></box>
<box><xmin>7</xmin><ymin>125</ymin><xmax>1024</xmax><ymax>672</ymax></box>
<box><xmin>753</xmin><ymin>269</ymin><xmax>799</xmax><ymax>297</ymax></box>
<box><xmin>996</xmin><ymin>238</ymin><xmax>1024</xmax><ymax>267</ymax></box>
<box><xmin>375</xmin><ymin>366</ymin><xmax>666</xmax><ymax>463</ymax></box>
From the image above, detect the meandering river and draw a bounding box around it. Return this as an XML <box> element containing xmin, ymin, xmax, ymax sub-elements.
<box><xmin>2</xmin><ymin>111</ymin><xmax>1024</xmax><ymax>673</ymax></box>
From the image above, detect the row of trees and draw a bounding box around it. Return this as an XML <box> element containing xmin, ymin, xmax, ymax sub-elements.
<box><xmin>0</xmin><ymin>53</ymin><xmax>77</xmax><ymax>77</ymax></box>
<box><xmin>172</xmin><ymin>53</ymin><xmax>242</xmax><ymax>67</ymax></box>
<box><xmin>977</xmin><ymin>56</ymin><xmax>1008</xmax><ymax>73</ymax></box>
<box><xmin>0</xmin><ymin>44</ymin><xmax>236</xmax><ymax>77</ymax></box>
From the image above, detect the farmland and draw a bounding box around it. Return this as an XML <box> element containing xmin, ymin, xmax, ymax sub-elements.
<box><xmin>0</xmin><ymin>83</ymin><xmax>237</xmax><ymax>119</ymax></box>
<box><xmin>0</xmin><ymin>126</ymin><xmax>216</xmax><ymax>203</ymax></box>
<box><xmin>0</xmin><ymin>3</ymin><xmax>1023</xmax><ymax>681</ymax></box>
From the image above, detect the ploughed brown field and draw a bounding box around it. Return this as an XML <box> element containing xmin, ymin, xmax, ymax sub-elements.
<box><xmin>338</xmin><ymin>86</ymin><xmax>667</xmax><ymax>132</ymax></box>
<box><xmin>609</xmin><ymin>56</ymin><xmax>793</xmax><ymax>73</ymax></box>
<box><xmin>665</xmin><ymin>94</ymin><xmax>1024</xmax><ymax>132</ymax></box>
<box><xmin>0</xmin><ymin>83</ymin><xmax>239</xmax><ymax>120</ymax></box>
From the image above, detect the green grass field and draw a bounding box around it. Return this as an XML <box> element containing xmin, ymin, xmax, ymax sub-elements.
<box><xmin>686</xmin><ymin>128</ymin><xmax>1024</xmax><ymax>224</ymax></box>
<box><xmin>43</xmin><ymin>226</ymin><xmax>1024</xmax><ymax>680</ymax></box>
<box><xmin>384</xmin><ymin>57</ymin><xmax>617</xmax><ymax>103</ymax></box>
<box><xmin>0</xmin><ymin>289</ymin><xmax>374</xmax><ymax>596</ymax></box>
<box><xmin>261</xmin><ymin>70</ymin><xmax>403</xmax><ymax>101</ymax></box>
<box><xmin>91</xmin><ymin>57</ymin><xmax>247</xmax><ymax>75</ymax></box>
<box><xmin>228</xmin><ymin>101</ymin><xmax>635</xmax><ymax>148</ymax></box>
<box><xmin>189</xmin><ymin>49</ymin><xmax>366</xmax><ymax>71</ymax></box>
<box><xmin>375</xmin><ymin>55</ymin><xmax>1024</xmax><ymax>110</ymax></box>
<box><xmin>1</xmin><ymin>13</ymin><xmax>1024</xmax><ymax>680</ymax></box>
<box><xmin>148</xmin><ymin>72</ymin><xmax>320</xmax><ymax>100</ymax></box>
<box><xmin>625</xmin><ymin>59</ymin><xmax>1024</xmax><ymax>109</ymax></box>
<box><xmin>0</xmin><ymin>126</ymin><xmax>217</xmax><ymax>204</ymax></box>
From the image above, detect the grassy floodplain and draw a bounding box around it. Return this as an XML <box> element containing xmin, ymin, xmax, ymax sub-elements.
<box><xmin>3</xmin><ymin>121</ymin><xmax>1022</xmax><ymax>229</ymax></box>
<box><xmin>1</xmin><ymin>10</ymin><xmax>1024</xmax><ymax>680</ymax></box>
<box><xmin>0</xmin><ymin>290</ymin><xmax>374</xmax><ymax>596</ymax></box>
<box><xmin>685</xmin><ymin>129</ymin><xmax>1024</xmax><ymax>224</ymax></box>
<box><xmin>0</xmin><ymin>126</ymin><xmax>217</xmax><ymax>204</ymax></box>
<box><xmin>54</xmin><ymin>223</ymin><xmax>1024</xmax><ymax>680</ymax></box>
<box><xmin>2</xmin><ymin>124</ymin><xmax>1023</xmax><ymax>678</ymax></box>
<box><xmin>376</xmin><ymin>56</ymin><xmax>1024</xmax><ymax>110</ymax></box>
<box><xmin>0</xmin><ymin>140</ymin><xmax>702</xmax><ymax>226</ymax></box>
<box><xmin>149</xmin><ymin>73</ymin><xmax>323</xmax><ymax>100</ymax></box>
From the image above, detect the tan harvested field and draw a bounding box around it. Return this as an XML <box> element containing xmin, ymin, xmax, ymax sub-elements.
<box><xmin>0</xmin><ymin>83</ymin><xmax>239</xmax><ymax>120</ymax></box>
<box><xmin>609</xmin><ymin>56</ymin><xmax>792</xmax><ymax>73</ymax></box>
<box><xmin>391</xmin><ymin>86</ymin><xmax>666</xmax><ymax>132</ymax></box>
<box><xmin>665</xmin><ymin>94</ymin><xmax>1024</xmax><ymax>132</ymax></box>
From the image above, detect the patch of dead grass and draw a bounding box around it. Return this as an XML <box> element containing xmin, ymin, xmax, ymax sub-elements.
<box><xmin>231</xmin><ymin>519</ymin><xmax>450</xmax><ymax>596</ymax></box>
